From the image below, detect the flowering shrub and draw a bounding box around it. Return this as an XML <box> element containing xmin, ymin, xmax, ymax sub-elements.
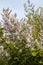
<box><xmin>0</xmin><ymin>0</ymin><xmax>43</xmax><ymax>65</ymax></box>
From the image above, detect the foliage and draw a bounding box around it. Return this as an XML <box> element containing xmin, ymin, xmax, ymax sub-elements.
<box><xmin>0</xmin><ymin>0</ymin><xmax>43</xmax><ymax>65</ymax></box>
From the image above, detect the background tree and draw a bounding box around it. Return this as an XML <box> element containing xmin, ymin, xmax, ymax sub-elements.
<box><xmin>0</xmin><ymin>0</ymin><xmax>43</xmax><ymax>65</ymax></box>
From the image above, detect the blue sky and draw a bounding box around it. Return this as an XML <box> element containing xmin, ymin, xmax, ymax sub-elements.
<box><xmin>0</xmin><ymin>0</ymin><xmax>43</xmax><ymax>20</ymax></box>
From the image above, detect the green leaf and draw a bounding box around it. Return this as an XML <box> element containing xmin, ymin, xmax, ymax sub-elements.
<box><xmin>0</xmin><ymin>28</ymin><xmax>3</xmax><ymax>37</ymax></box>
<box><xmin>39</xmin><ymin>60</ymin><xmax>43</xmax><ymax>64</ymax></box>
<box><xmin>32</xmin><ymin>51</ymin><xmax>38</xmax><ymax>56</ymax></box>
<box><xmin>39</xmin><ymin>50</ymin><xmax>43</xmax><ymax>57</ymax></box>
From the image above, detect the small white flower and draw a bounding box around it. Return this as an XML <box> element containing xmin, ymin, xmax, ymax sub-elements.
<box><xmin>26</xmin><ymin>44</ymin><xmax>31</xmax><ymax>48</ymax></box>
<box><xmin>19</xmin><ymin>49</ymin><xmax>22</xmax><ymax>53</ymax></box>
<box><xmin>6</xmin><ymin>40</ymin><xmax>10</xmax><ymax>44</ymax></box>
<box><xmin>0</xmin><ymin>46</ymin><xmax>4</xmax><ymax>54</ymax></box>
<box><xmin>5</xmin><ymin>52</ymin><xmax>9</xmax><ymax>57</ymax></box>
<box><xmin>31</xmin><ymin>47</ymin><xmax>34</xmax><ymax>51</ymax></box>
<box><xmin>26</xmin><ymin>37</ymin><xmax>31</xmax><ymax>42</ymax></box>
<box><xmin>17</xmin><ymin>35</ymin><xmax>19</xmax><ymax>39</ymax></box>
